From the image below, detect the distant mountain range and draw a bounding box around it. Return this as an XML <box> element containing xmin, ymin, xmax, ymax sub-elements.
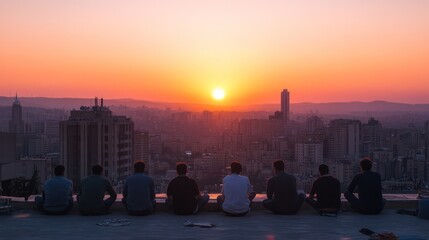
<box><xmin>1</xmin><ymin>96</ymin><xmax>429</xmax><ymax>114</ymax></box>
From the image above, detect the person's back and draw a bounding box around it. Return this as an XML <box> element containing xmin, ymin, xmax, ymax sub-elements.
<box><xmin>43</xmin><ymin>176</ymin><xmax>73</xmax><ymax>212</ymax></box>
<box><xmin>268</xmin><ymin>172</ymin><xmax>299</xmax><ymax>205</ymax></box>
<box><xmin>222</xmin><ymin>174</ymin><xmax>252</xmax><ymax>214</ymax></box>
<box><xmin>263</xmin><ymin>160</ymin><xmax>305</xmax><ymax>214</ymax></box>
<box><xmin>345</xmin><ymin>158</ymin><xmax>384</xmax><ymax>214</ymax></box>
<box><xmin>352</xmin><ymin>171</ymin><xmax>383</xmax><ymax>212</ymax></box>
<box><xmin>122</xmin><ymin>161</ymin><xmax>155</xmax><ymax>215</ymax></box>
<box><xmin>78</xmin><ymin>165</ymin><xmax>117</xmax><ymax>215</ymax></box>
<box><xmin>35</xmin><ymin>165</ymin><xmax>73</xmax><ymax>215</ymax></box>
<box><xmin>123</xmin><ymin>173</ymin><xmax>154</xmax><ymax>211</ymax></box>
<box><xmin>167</xmin><ymin>176</ymin><xmax>199</xmax><ymax>215</ymax></box>
<box><xmin>312</xmin><ymin>175</ymin><xmax>341</xmax><ymax>209</ymax></box>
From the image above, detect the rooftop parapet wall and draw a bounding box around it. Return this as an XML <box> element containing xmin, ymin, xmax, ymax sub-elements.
<box><xmin>3</xmin><ymin>194</ymin><xmax>419</xmax><ymax>212</ymax></box>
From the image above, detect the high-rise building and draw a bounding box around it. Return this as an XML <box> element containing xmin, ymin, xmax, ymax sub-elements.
<box><xmin>328</xmin><ymin>119</ymin><xmax>361</xmax><ymax>161</ymax></box>
<box><xmin>295</xmin><ymin>142</ymin><xmax>323</xmax><ymax>164</ymax></box>
<box><xmin>9</xmin><ymin>94</ymin><xmax>24</xmax><ymax>134</ymax></box>
<box><xmin>60</xmin><ymin>98</ymin><xmax>134</xmax><ymax>189</ymax></box>
<box><xmin>281</xmin><ymin>89</ymin><xmax>290</xmax><ymax>121</ymax></box>
<box><xmin>361</xmin><ymin>118</ymin><xmax>382</xmax><ymax>157</ymax></box>
<box><xmin>134</xmin><ymin>131</ymin><xmax>149</xmax><ymax>163</ymax></box>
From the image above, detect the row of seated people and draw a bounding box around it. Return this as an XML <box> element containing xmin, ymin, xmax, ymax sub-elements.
<box><xmin>35</xmin><ymin>158</ymin><xmax>384</xmax><ymax>216</ymax></box>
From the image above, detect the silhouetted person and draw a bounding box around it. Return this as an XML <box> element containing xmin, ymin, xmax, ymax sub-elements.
<box><xmin>344</xmin><ymin>158</ymin><xmax>385</xmax><ymax>214</ymax></box>
<box><xmin>122</xmin><ymin>161</ymin><xmax>156</xmax><ymax>216</ymax></box>
<box><xmin>305</xmin><ymin>164</ymin><xmax>341</xmax><ymax>214</ymax></box>
<box><xmin>263</xmin><ymin>160</ymin><xmax>305</xmax><ymax>215</ymax></box>
<box><xmin>217</xmin><ymin>162</ymin><xmax>256</xmax><ymax>216</ymax></box>
<box><xmin>35</xmin><ymin>165</ymin><xmax>73</xmax><ymax>215</ymax></box>
<box><xmin>166</xmin><ymin>162</ymin><xmax>209</xmax><ymax>215</ymax></box>
<box><xmin>78</xmin><ymin>165</ymin><xmax>117</xmax><ymax>215</ymax></box>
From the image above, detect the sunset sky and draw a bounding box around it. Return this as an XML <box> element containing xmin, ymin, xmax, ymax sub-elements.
<box><xmin>1</xmin><ymin>1</ymin><xmax>429</xmax><ymax>106</ymax></box>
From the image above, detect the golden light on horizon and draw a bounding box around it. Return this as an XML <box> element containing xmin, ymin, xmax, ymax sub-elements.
<box><xmin>212</xmin><ymin>87</ymin><xmax>225</xmax><ymax>101</ymax></box>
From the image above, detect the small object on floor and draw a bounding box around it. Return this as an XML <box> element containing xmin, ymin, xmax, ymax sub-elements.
<box><xmin>396</xmin><ymin>209</ymin><xmax>417</xmax><ymax>216</ymax></box>
<box><xmin>183</xmin><ymin>220</ymin><xmax>215</xmax><ymax>228</ymax></box>
<box><xmin>97</xmin><ymin>218</ymin><xmax>130</xmax><ymax>227</ymax></box>
<box><xmin>359</xmin><ymin>228</ymin><xmax>398</xmax><ymax>240</ymax></box>
<box><xmin>320</xmin><ymin>212</ymin><xmax>337</xmax><ymax>217</ymax></box>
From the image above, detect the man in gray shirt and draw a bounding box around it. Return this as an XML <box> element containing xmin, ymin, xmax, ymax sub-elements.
<box><xmin>78</xmin><ymin>165</ymin><xmax>117</xmax><ymax>215</ymax></box>
<box><xmin>35</xmin><ymin>165</ymin><xmax>73</xmax><ymax>215</ymax></box>
<box><xmin>122</xmin><ymin>161</ymin><xmax>156</xmax><ymax>216</ymax></box>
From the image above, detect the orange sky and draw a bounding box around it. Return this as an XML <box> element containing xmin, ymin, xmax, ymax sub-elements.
<box><xmin>1</xmin><ymin>1</ymin><xmax>429</xmax><ymax>106</ymax></box>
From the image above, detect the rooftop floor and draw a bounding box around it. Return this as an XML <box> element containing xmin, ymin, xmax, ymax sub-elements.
<box><xmin>0</xmin><ymin>209</ymin><xmax>428</xmax><ymax>240</ymax></box>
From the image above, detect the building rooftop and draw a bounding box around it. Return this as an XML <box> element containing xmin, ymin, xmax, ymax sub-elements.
<box><xmin>1</xmin><ymin>194</ymin><xmax>428</xmax><ymax>240</ymax></box>
<box><xmin>1</xmin><ymin>209</ymin><xmax>427</xmax><ymax>240</ymax></box>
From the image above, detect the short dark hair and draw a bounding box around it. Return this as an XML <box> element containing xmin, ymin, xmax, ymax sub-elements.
<box><xmin>360</xmin><ymin>158</ymin><xmax>373</xmax><ymax>171</ymax></box>
<box><xmin>319</xmin><ymin>164</ymin><xmax>329</xmax><ymax>175</ymax></box>
<box><xmin>92</xmin><ymin>165</ymin><xmax>103</xmax><ymax>175</ymax></box>
<box><xmin>273</xmin><ymin>160</ymin><xmax>284</xmax><ymax>171</ymax></box>
<box><xmin>54</xmin><ymin>165</ymin><xmax>65</xmax><ymax>176</ymax></box>
<box><xmin>231</xmin><ymin>161</ymin><xmax>242</xmax><ymax>174</ymax></box>
<box><xmin>176</xmin><ymin>162</ymin><xmax>187</xmax><ymax>175</ymax></box>
<box><xmin>134</xmin><ymin>161</ymin><xmax>145</xmax><ymax>173</ymax></box>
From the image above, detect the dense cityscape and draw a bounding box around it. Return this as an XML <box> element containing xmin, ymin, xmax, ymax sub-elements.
<box><xmin>1</xmin><ymin>89</ymin><xmax>428</xmax><ymax>197</ymax></box>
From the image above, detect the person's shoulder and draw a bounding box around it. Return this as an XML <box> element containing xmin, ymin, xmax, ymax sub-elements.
<box><xmin>240</xmin><ymin>175</ymin><xmax>250</xmax><ymax>181</ymax></box>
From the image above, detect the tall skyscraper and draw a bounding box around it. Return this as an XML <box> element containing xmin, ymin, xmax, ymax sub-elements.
<box><xmin>281</xmin><ymin>89</ymin><xmax>290</xmax><ymax>121</ymax></box>
<box><xmin>60</xmin><ymin>98</ymin><xmax>134</xmax><ymax>188</ymax></box>
<box><xmin>328</xmin><ymin>119</ymin><xmax>361</xmax><ymax>161</ymax></box>
<box><xmin>9</xmin><ymin>94</ymin><xmax>24</xmax><ymax>134</ymax></box>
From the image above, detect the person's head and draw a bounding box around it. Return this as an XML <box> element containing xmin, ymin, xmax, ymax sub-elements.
<box><xmin>230</xmin><ymin>161</ymin><xmax>242</xmax><ymax>174</ymax></box>
<box><xmin>54</xmin><ymin>165</ymin><xmax>65</xmax><ymax>176</ymax></box>
<box><xmin>134</xmin><ymin>161</ymin><xmax>145</xmax><ymax>173</ymax></box>
<box><xmin>176</xmin><ymin>162</ymin><xmax>188</xmax><ymax>175</ymax></box>
<box><xmin>319</xmin><ymin>164</ymin><xmax>329</xmax><ymax>176</ymax></box>
<box><xmin>92</xmin><ymin>165</ymin><xmax>103</xmax><ymax>175</ymax></box>
<box><xmin>360</xmin><ymin>158</ymin><xmax>373</xmax><ymax>171</ymax></box>
<box><xmin>273</xmin><ymin>160</ymin><xmax>285</xmax><ymax>173</ymax></box>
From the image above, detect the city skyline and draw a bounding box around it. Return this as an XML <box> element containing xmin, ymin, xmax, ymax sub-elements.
<box><xmin>1</xmin><ymin>1</ymin><xmax>429</xmax><ymax>106</ymax></box>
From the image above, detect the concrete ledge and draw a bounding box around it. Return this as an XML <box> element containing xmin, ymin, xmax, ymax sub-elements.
<box><xmin>2</xmin><ymin>193</ymin><xmax>420</xmax><ymax>213</ymax></box>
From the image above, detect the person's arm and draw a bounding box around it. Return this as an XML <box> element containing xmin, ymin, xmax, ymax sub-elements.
<box><xmin>309</xmin><ymin>180</ymin><xmax>317</xmax><ymax>199</ymax></box>
<box><xmin>105</xmin><ymin>180</ymin><xmax>117</xmax><ymax>201</ymax></box>
<box><xmin>166</xmin><ymin>181</ymin><xmax>173</xmax><ymax>201</ymax></box>
<box><xmin>122</xmin><ymin>180</ymin><xmax>128</xmax><ymax>202</ymax></box>
<box><xmin>347</xmin><ymin>175</ymin><xmax>358</xmax><ymax>193</ymax></box>
<box><xmin>150</xmin><ymin>179</ymin><xmax>155</xmax><ymax>201</ymax></box>
<box><xmin>266</xmin><ymin>178</ymin><xmax>274</xmax><ymax>199</ymax></box>
<box><xmin>193</xmin><ymin>180</ymin><xmax>201</xmax><ymax>199</ymax></box>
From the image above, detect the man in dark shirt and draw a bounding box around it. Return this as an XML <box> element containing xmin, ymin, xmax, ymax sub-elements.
<box><xmin>344</xmin><ymin>158</ymin><xmax>385</xmax><ymax>214</ymax></box>
<box><xmin>167</xmin><ymin>162</ymin><xmax>209</xmax><ymax>215</ymax></box>
<box><xmin>78</xmin><ymin>165</ymin><xmax>117</xmax><ymax>215</ymax></box>
<box><xmin>123</xmin><ymin>161</ymin><xmax>156</xmax><ymax>216</ymax></box>
<box><xmin>263</xmin><ymin>160</ymin><xmax>305</xmax><ymax>215</ymax></box>
<box><xmin>305</xmin><ymin>164</ymin><xmax>341</xmax><ymax>214</ymax></box>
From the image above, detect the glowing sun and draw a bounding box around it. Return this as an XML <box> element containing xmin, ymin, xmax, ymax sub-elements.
<box><xmin>212</xmin><ymin>88</ymin><xmax>225</xmax><ymax>100</ymax></box>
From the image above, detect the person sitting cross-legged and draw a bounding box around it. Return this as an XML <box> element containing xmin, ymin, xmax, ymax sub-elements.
<box><xmin>305</xmin><ymin>164</ymin><xmax>341</xmax><ymax>215</ymax></box>
<box><xmin>35</xmin><ymin>165</ymin><xmax>73</xmax><ymax>215</ymax></box>
<box><xmin>344</xmin><ymin>158</ymin><xmax>385</xmax><ymax>214</ymax></box>
<box><xmin>122</xmin><ymin>161</ymin><xmax>156</xmax><ymax>216</ymax></box>
<box><xmin>166</xmin><ymin>162</ymin><xmax>209</xmax><ymax>215</ymax></box>
<box><xmin>217</xmin><ymin>161</ymin><xmax>256</xmax><ymax>216</ymax></box>
<box><xmin>78</xmin><ymin>165</ymin><xmax>117</xmax><ymax>216</ymax></box>
<box><xmin>263</xmin><ymin>160</ymin><xmax>305</xmax><ymax>215</ymax></box>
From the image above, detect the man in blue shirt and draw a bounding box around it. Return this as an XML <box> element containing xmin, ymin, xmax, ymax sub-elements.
<box><xmin>122</xmin><ymin>161</ymin><xmax>156</xmax><ymax>216</ymax></box>
<box><xmin>35</xmin><ymin>165</ymin><xmax>73</xmax><ymax>215</ymax></box>
<box><xmin>345</xmin><ymin>158</ymin><xmax>385</xmax><ymax>214</ymax></box>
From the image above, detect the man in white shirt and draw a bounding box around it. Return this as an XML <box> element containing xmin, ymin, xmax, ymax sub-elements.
<box><xmin>217</xmin><ymin>162</ymin><xmax>256</xmax><ymax>216</ymax></box>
